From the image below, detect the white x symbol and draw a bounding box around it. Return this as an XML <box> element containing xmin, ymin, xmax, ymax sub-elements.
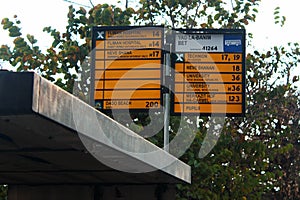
<box><xmin>97</xmin><ymin>31</ymin><xmax>104</xmax><ymax>39</ymax></box>
<box><xmin>176</xmin><ymin>53</ymin><xmax>184</xmax><ymax>62</ymax></box>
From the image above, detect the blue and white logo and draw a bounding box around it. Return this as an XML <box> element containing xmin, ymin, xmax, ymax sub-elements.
<box><xmin>224</xmin><ymin>34</ymin><xmax>243</xmax><ymax>52</ymax></box>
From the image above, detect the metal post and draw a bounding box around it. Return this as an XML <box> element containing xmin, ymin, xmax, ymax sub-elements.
<box><xmin>164</xmin><ymin>44</ymin><xmax>171</xmax><ymax>152</ymax></box>
<box><xmin>163</xmin><ymin>93</ymin><xmax>170</xmax><ymax>152</ymax></box>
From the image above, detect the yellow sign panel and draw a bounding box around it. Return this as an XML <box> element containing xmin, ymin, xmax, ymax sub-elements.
<box><xmin>175</xmin><ymin>63</ymin><xmax>242</xmax><ymax>73</ymax></box>
<box><xmin>105</xmin><ymin>29</ymin><xmax>162</xmax><ymax>39</ymax></box>
<box><xmin>95</xmin><ymin>50</ymin><xmax>161</xmax><ymax>59</ymax></box>
<box><xmin>94</xmin><ymin>90</ymin><xmax>103</xmax><ymax>99</ymax></box>
<box><xmin>174</xmin><ymin>93</ymin><xmax>243</xmax><ymax>103</ymax></box>
<box><xmin>174</xmin><ymin>104</ymin><xmax>242</xmax><ymax>114</ymax></box>
<box><xmin>96</xmin><ymin>40</ymin><xmax>161</xmax><ymax>49</ymax></box>
<box><xmin>185</xmin><ymin>53</ymin><xmax>242</xmax><ymax>63</ymax></box>
<box><xmin>175</xmin><ymin>83</ymin><xmax>242</xmax><ymax>93</ymax></box>
<box><xmin>175</xmin><ymin>73</ymin><xmax>242</xmax><ymax>83</ymax></box>
<box><xmin>95</xmin><ymin>69</ymin><xmax>160</xmax><ymax>80</ymax></box>
<box><xmin>94</xmin><ymin>90</ymin><xmax>160</xmax><ymax>101</ymax></box>
<box><xmin>102</xmin><ymin>90</ymin><xmax>160</xmax><ymax>100</ymax></box>
<box><xmin>92</xmin><ymin>26</ymin><xmax>163</xmax><ymax>111</ymax></box>
<box><xmin>172</xmin><ymin>30</ymin><xmax>245</xmax><ymax>116</ymax></box>
<box><xmin>109</xmin><ymin>40</ymin><xmax>160</xmax><ymax>49</ymax></box>
<box><xmin>95</xmin><ymin>41</ymin><xmax>105</xmax><ymax>49</ymax></box>
<box><xmin>95</xmin><ymin>80</ymin><xmax>161</xmax><ymax>90</ymax></box>
<box><xmin>95</xmin><ymin>60</ymin><xmax>161</xmax><ymax>70</ymax></box>
<box><xmin>103</xmin><ymin>99</ymin><xmax>160</xmax><ymax>109</ymax></box>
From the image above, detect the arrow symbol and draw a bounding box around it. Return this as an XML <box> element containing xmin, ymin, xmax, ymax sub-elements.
<box><xmin>97</xmin><ymin>31</ymin><xmax>104</xmax><ymax>39</ymax></box>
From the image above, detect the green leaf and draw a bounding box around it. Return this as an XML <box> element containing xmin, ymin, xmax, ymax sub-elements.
<box><xmin>2</xmin><ymin>20</ymin><xmax>13</xmax><ymax>30</ymax></box>
<box><xmin>214</xmin><ymin>13</ymin><xmax>220</xmax><ymax>20</ymax></box>
<box><xmin>8</xmin><ymin>25</ymin><xmax>21</xmax><ymax>37</ymax></box>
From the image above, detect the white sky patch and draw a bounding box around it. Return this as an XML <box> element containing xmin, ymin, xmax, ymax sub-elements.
<box><xmin>0</xmin><ymin>0</ymin><xmax>299</xmax><ymax>69</ymax></box>
<box><xmin>1</xmin><ymin>0</ymin><xmax>299</xmax><ymax>49</ymax></box>
<box><xmin>247</xmin><ymin>0</ymin><xmax>300</xmax><ymax>50</ymax></box>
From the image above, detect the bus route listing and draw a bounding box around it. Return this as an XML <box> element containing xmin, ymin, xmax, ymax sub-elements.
<box><xmin>172</xmin><ymin>30</ymin><xmax>245</xmax><ymax>115</ymax></box>
<box><xmin>92</xmin><ymin>26</ymin><xmax>164</xmax><ymax>111</ymax></box>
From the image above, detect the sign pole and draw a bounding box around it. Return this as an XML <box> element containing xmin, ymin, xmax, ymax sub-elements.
<box><xmin>163</xmin><ymin>43</ymin><xmax>172</xmax><ymax>152</ymax></box>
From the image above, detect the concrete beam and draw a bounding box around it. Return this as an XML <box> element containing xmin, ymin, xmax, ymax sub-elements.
<box><xmin>0</xmin><ymin>71</ymin><xmax>191</xmax><ymax>184</ymax></box>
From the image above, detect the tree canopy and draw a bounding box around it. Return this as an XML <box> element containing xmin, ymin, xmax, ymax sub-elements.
<box><xmin>0</xmin><ymin>0</ymin><xmax>299</xmax><ymax>199</ymax></box>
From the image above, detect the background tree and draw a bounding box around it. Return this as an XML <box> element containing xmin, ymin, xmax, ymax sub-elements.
<box><xmin>135</xmin><ymin>0</ymin><xmax>258</xmax><ymax>29</ymax></box>
<box><xmin>0</xmin><ymin>4</ymin><xmax>134</xmax><ymax>94</ymax></box>
<box><xmin>0</xmin><ymin>0</ymin><xmax>299</xmax><ymax>199</ymax></box>
<box><xmin>175</xmin><ymin>43</ymin><xmax>300</xmax><ymax>199</ymax></box>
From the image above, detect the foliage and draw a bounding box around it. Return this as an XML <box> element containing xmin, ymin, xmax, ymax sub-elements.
<box><xmin>0</xmin><ymin>4</ymin><xmax>134</xmax><ymax>93</ymax></box>
<box><xmin>245</xmin><ymin>43</ymin><xmax>300</xmax><ymax>199</ymax></box>
<box><xmin>0</xmin><ymin>0</ymin><xmax>299</xmax><ymax>199</ymax></box>
<box><xmin>0</xmin><ymin>185</ymin><xmax>7</xmax><ymax>200</ymax></box>
<box><xmin>176</xmin><ymin>43</ymin><xmax>300</xmax><ymax>199</ymax></box>
<box><xmin>273</xmin><ymin>6</ymin><xmax>286</xmax><ymax>27</ymax></box>
<box><xmin>135</xmin><ymin>0</ymin><xmax>259</xmax><ymax>29</ymax></box>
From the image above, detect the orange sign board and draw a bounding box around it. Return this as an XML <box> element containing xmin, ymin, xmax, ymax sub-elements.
<box><xmin>92</xmin><ymin>26</ymin><xmax>163</xmax><ymax>111</ymax></box>
<box><xmin>175</xmin><ymin>73</ymin><xmax>242</xmax><ymax>83</ymax></box>
<box><xmin>173</xmin><ymin>104</ymin><xmax>242</xmax><ymax>114</ymax></box>
<box><xmin>175</xmin><ymin>83</ymin><xmax>242</xmax><ymax>93</ymax></box>
<box><xmin>185</xmin><ymin>53</ymin><xmax>242</xmax><ymax>62</ymax></box>
<box><xmin>96</xmin><ymin>40</ymin><xmax>162</xmax><ymax>49</ymax></box>
<box><xmin>95</xmin><ymin>80</ymin><xmax>161</xmax><ymax>90</ymax></box>
<box><xmin>105</xmin><ymin>29</ymin><xmax>162</xmax><ymax>39</ymax></box>
<box><xmin>172</xmin><ymin>29</ymin><xmax>245</xmax><ymax>116</ymax></box>
<box><xmin>175</xmin><ymin>63</ymin><xmax>242</xmax><ymax>73</ymax></box>
<box><xmin>103</xmin><ymin>100</ymin><xmax>160</xmax><ymax>109</ymax></box>
<box><xmin>95</xmin><ymin>60</ymin><xmax>161</xmax><ymax>70</ymax></box>
<box><xmin>95</xmin><ymin>69</ymin><xmax>160</xmax><ymax>80</ymax></box>
<box><xmin>95</xmin><ymin>49</ymin><xmax>162</xmax><ymax>59</ymax></box>
<box><xmin>174</xmin><ymin>93</ymin><xmax>243</xmax><ymax>104</ymax></box>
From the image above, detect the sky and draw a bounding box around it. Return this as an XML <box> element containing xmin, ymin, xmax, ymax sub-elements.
<box><xmin>247</xmin><ymin>0</ymin><xmax>300</xmax><ymax>50</ymax></box>
<box><xmin>0</xmin><ymin>0</ymin><xmax>300</xmax><ymax>69</ymax></box>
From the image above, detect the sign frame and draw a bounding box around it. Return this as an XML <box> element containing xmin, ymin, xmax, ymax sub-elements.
<box><xmin>170</xmin><ymin>28</ymin><xmax>246</xmax><ymax>116</ymax></box>
<box><xmin>91</xmin><ymin>26</ymin><xmax>165</xmax><ymax>113</ymax></box>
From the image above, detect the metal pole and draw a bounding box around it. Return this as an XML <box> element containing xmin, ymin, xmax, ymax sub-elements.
<box><xmin>164</xmin><ymin>44</ymin><xmax>171</xmax><ymax>152</ymax></box>
<box><xmin>163</xmin><ymin>93</ymin><xmax>170</xmax><ymax>152</ymax></box>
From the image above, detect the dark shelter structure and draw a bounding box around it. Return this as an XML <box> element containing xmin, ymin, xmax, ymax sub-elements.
<box><xmin>0</xmin><ymin>71</ymin><xmax>190</xmax><ymax>200</ymax></box>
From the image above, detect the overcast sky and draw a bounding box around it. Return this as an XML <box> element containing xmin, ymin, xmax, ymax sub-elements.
<box><xmin>0</xmin><ymin>0</ymin><xmax>299</xmax><ymax>63</ymax></box>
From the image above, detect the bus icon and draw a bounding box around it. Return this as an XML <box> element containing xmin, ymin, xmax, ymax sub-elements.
<box><xmin>225</xmin><ymin>40</ymin><xmax>241</xmax><ymax>46</ymax></box>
